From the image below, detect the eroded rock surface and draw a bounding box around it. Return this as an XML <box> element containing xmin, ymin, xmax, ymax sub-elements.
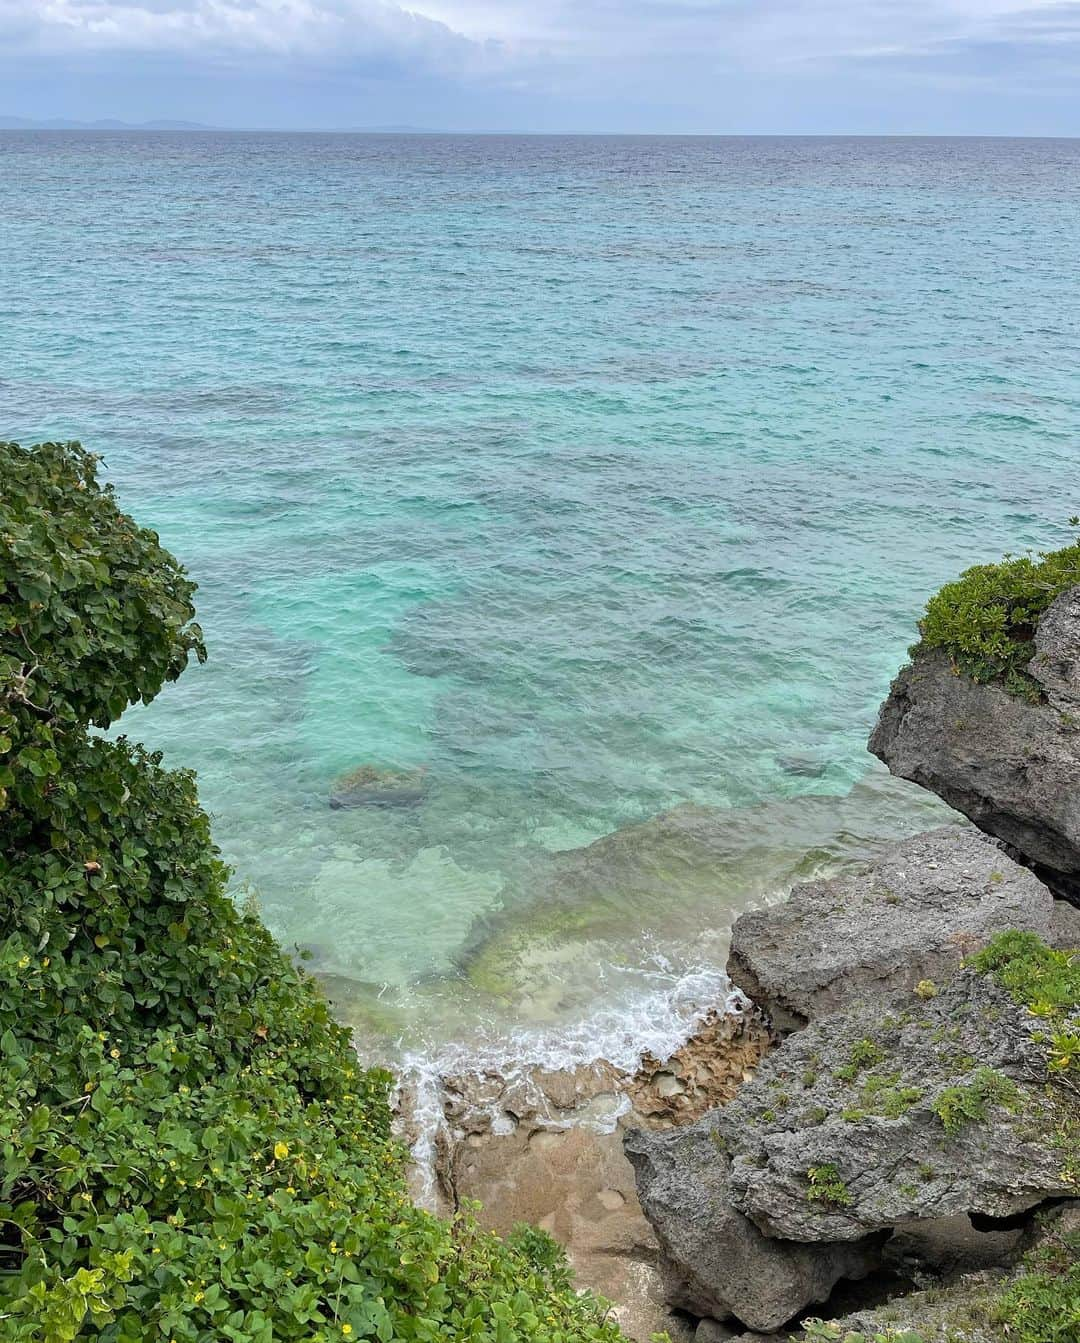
<box><xmin>870</xmin><ymin>587</ymin><xmax>1080</xmax><ymax>901</ymax></box>
<box><xmin>727</xmin><ymin>826</ymin><xmax>1059</xmax><ymax>1029</ymax></box>
<box><xmin>725</xmin><ymin>972</ymin><xmax>1072</xmax><ymax>1242</ymax></box>
<box><xmin>398</xmin><ymin>1008</ymin><xmax>771</xmax><ymax>1342</ymax></box>
<box><xmin>624</xmin><ymin>1120</ymin><xmax>882</xmax><ymax>1332</ymax></box>
<box><xmin>627</xmin><ymin>966</ymin><xmax>1074</xmax><ymax>1331</ymax></box>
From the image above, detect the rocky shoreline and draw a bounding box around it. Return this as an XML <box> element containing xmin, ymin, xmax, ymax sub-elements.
<box><xmin>399</xmin><ymin>583</ymin><xmax>1080</xmax><ymax>1341</ymax></box>
<box><xmin>395</xmin><ymin>1006</ymin><xmax>773</xmax><ymax>1340</ymax></box>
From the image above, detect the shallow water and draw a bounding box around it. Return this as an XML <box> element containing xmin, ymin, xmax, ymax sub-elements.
<box><xmin>2</xmin><ymin>132</ymin><xmax>1078</xmax><ymax>1062</ymax></box>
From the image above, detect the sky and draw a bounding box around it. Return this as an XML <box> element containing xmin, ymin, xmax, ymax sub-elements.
<box><xmin>2</xmin><ymin>0</ymin><xmax>1080</xmax><ymax>133</ymax></box>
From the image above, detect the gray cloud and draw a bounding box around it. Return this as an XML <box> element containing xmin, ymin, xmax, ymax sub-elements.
<box><xmin>2</xmin><ymin>0</ymin><xmax>1079</xmax><ymax>127</ymax></box>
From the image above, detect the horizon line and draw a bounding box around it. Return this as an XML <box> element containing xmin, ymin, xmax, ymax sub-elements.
<box><xmin>3</xmin><ymin>120</ymin><xmax>1080</xmax><ymax>140</ymax></box>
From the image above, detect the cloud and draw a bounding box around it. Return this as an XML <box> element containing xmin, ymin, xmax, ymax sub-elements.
<box><xmin>0</xmin><ymin>0</ymin><xmax>484</xmax><ymax>69</ymax></box>
<box><xmin>7</xmin><ymin>0</ymin><xmax>1080</xmax><ymax>69</ymax></box>
<box><xmin>418</xmin><ymin>0</ymin><xmax>1080</xmax><ymax>84</ymax></box>
<box><xmin>2</xmin><ymin>0</ymin><xmax>1080</xmax><ymax>126</ymax></box>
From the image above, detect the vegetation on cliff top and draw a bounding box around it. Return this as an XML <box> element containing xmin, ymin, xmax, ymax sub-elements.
<box><xmin>914</xmin><ymin>537</ymin><xmax>1080</xmax><ymax>698</ymax></box>
<box><xmin>0</xmin><ymin>441</ymin><xmax>623</xmax><ymax>1342</ymax></box>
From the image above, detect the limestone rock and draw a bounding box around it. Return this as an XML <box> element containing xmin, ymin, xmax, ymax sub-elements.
<box><xmin>724</xmin><ymin>970</ymin><xmax>1072</xmax><ymax>1243</ymax></box>
<box><xmin>627</xmin><ymin>966</ymin><xmax>1074</xmax><ymax>1330</ymax></box>
<box><xmin>407</xmin><ymin>1011</ymin><xmax>772</xmax><ymax>1342</ymax></box>
<box><xmin>883</xmin><ymin>1214</ymin><xmax>1027</xmax><ymax>1278</ymax></box>
<box><xmin>1050</xmin><ymin>897</ymin><xmax>1080</xmax><ymax>949</ymax></box>
<box><xmin>870</xmin><ymin>588</ymin><xmax>1080</xmax><ymax>901</ymax></box>
<box><xmin>694</xmin><ymin>1320</ymin><xmax>741</xmax><ymax>1343</ymax></box>
<box><xmin>624</xmin><ymin>1119</ymin><xmax>882</xmax><ymax>1332</ymax></box>
<box><xmin>1030</xmin><ymin>585</ymin><xmax>1080</xmax><ymax>711</ymax></box>
<box><xmin>818</xmin><ymin>1202</ymin><xmax>1079</xmax><ymax>1343</ymax></box>
<box><xmin>727</xmin><ymin>826</ymin><xmax>1057</xmax><ymax>1029</ymax></box>
<box><xmin>627</xmin><ymin>1010</ymin><xmax>773</xmax><ymax>1124</ymax></box>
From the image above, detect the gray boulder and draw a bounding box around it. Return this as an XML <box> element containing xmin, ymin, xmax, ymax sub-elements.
<box><xmin>627</xmin><ymin>966</ymin><xmax>1074</xmax><ymax>1330</ymax></box>
<box><xmin>870</xmin><ymin>588</ymin><xmax>1080</xmax><ymax>901</ymax></box>
<box><xmin>727</xmin><ymin>826</ymin><xmax>1058</xmax><ymax>1029</ymax></box>
<box><xmin>1030</xmin><ymin>585</ymin><xmax>1080</xmax><ymax>711</ymax></box>
<box><xmin>723</xmin><ymin>971</ymin><xmax>1072</xmax><ymax>1244</ymax></box>
<box><xmin>624</xmin><ymin>1121</ymin><xmax>881</xmax><ymax>1332</ymax></box>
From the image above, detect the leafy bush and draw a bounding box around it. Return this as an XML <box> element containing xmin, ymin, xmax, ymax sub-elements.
<box><xmin>0</xmin><ymin>440</ymin><xmax>205</xmax><ymax>821</ymax></box>
<box><xmin>1</xmin><ymin>442</ymin><xmax>623</xmax><ymax>1342</ymax></box>
<box><xmin>914</xmin><ymin>538</ymin><xmax>1080</xmax><ymax>697</ymax></box>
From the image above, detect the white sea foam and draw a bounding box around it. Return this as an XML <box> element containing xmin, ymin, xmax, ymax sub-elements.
<box><xmin>384</xmin><ymin>956</ymin><xmax>743</xmax><ymax>1206</ymax></box>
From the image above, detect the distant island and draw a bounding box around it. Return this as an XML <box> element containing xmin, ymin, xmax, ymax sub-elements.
<box><xmin>0</xmin><ymin>115</ymin><xmax>443</xmax><ymax>132</ymax></box>
<box><xmin>0</xmin><ymin>116</ymin><xmax>218</xmax><ymax>130</ymax></box>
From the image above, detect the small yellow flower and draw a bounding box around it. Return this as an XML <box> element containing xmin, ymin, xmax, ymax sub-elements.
<box><xmin>110</xmin><ymin>1048</ymin><xmax>120</xmax><ymax>1059</ymax></box>
<box><xmin>193</xmin><ymin>1292</ymin><xmax>204</xmax><ymax>1304</ymax></box>
<box><xmin>274</xmin><ymin>1141</ymin><xmax>289</xmax><ymax>1161</ymax></box>
<box><xmin>17</xmin><ymin>955</ymin><xmax>30</xmax><ymax>970</ymax></box>
<box><xmin>341</xmin><ymin>1328</ymin><xmax>353</xmax><ymax>1337</ymax></box>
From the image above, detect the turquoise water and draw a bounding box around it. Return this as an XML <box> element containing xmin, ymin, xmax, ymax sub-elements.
<box><xmin>3</xmin><ymin>133</ymin><xmax>1079</xmax><ymax>1056</ymax></box>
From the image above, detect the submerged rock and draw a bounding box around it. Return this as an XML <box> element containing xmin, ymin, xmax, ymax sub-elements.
<box><xmin>456</xmin><ymin>775</ymin><xmax>952</xmax><ymax>1000</ymax></box>
<box><xmin>328</xmin><ymin>763</ymin><xmax>428</xmax><ymax>809</ymax></box>
<box><xmin>728</xmin><ymin>825</ymin><xmax>1059</xmax><ymax>1030</ymax></box>
<box><xmin>870</xmin><ymin>587</ymin><xmax>1080</xmax><ymax>901</ymax></box>
<box><xmin>776</xmin><ymin>753</ymin><xmax>829</xmax><ymax>779</ymax></box>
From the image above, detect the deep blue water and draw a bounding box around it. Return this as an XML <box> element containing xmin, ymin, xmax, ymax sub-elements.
<box><xmin>2</xmin><ymin>133</ymin><xmax>1078</xmax><ymax>1054</ymax></box>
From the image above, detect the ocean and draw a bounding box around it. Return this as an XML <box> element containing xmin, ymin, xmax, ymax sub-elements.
<box><xmin>2</xmin><ymin>131</ymin><xmax>1078</xmax><ymax>1070</ymax></box>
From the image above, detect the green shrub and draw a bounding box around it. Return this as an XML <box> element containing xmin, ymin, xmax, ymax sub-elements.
<box><xmin>915</xmin><ymin>538</ymin><xmax>1080</xmax><ymax>697</ymax></box>
<box><xmin>966</xmin><ymin>930</ymin><xmax>1080</xmax><ymax>1028</ymax></box>
<box><xmin>0</xmin><ymin>440</ymin><xmax>205</xmax><ymax>822</ymax></box>
<box><xmin>834</xmin><ymin>1038</ymin><xmax>886</xmax><ymax>1083</ymax></box>
<box><xmin>0</xmin><ymin>442</ymin><xmax>622</xmax><ymax>1343</ymax></box>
